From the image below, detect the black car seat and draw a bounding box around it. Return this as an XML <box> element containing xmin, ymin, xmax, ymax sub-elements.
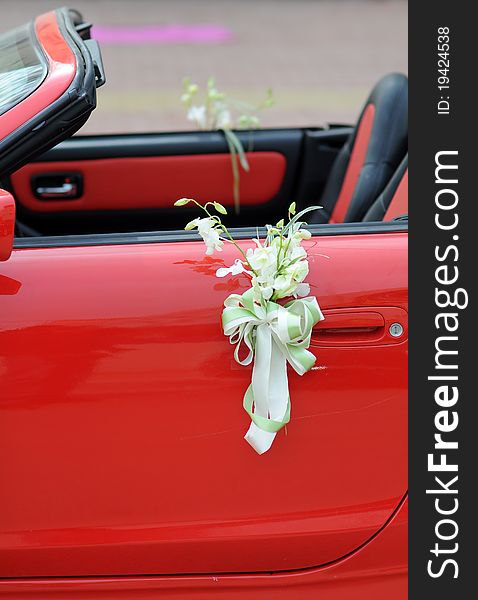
<box><xmin>363</xmin><ymin>154</ymin><xmax>408</xmax><ymax>221</ymax></box>
<box><xmin>311</xmin><ymin>73</ymin><xmax>408</xmax><ymax>223</ymax></box>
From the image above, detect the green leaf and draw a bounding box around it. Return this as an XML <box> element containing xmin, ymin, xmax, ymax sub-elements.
<box><xmin>276</xmin><ymin>218</ymin><xmax>284</xmax><ymax>228</ymax></box>
<box><xmin>288</xmin><ymin>202</ymin><xmax>296</xmax><ymax>216</ymax></box>
<box><xmin>184</xmin><ymin>220</ymin><xmax>198</xmax><ymax>230</ymax></box>
<box><xmin>283</xmin><ymin>205</ymin><xmax>322</xmax><ymax>235</ymax></box>
<box><xmin>174</xmin><ymin>198</ymin><xmax>191</xmax><ymax>207</ymax></box>
<box><xmin>224</xmin><ymin>129</ymin><xmax>249</xmax><ymax>172</ymax></box>
<box><xmin>223</xmin><ymin>132</ymin><xmax>241</xmax><ymax>214</ymax></box>
<box><xmin>213</xmin><ymin>202</ymin><xmax>227</xmax><ymax>215</ymax></box>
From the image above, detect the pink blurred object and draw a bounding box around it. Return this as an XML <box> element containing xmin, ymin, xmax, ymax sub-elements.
<box><xmin>92</xmin><ymin>25</ymin><xmax>233</xmax><ymax>45</ymax></box>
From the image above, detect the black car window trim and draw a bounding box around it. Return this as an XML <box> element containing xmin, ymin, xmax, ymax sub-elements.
<box><xmin>13</xmin><ymin>220</ymin><xmax>408</xmax><ymax>249</ymax></box>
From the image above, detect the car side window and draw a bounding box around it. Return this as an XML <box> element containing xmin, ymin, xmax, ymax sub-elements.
<box><xmin>0</xmin><ymin>26</ymin><xmax>47</xmax><ymax>116</ymax></box>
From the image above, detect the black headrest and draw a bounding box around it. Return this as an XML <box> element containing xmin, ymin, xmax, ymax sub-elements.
<box><xmin>343</xmin><ymin>73</ymin><xmax>408</xmax><ymax>222</ymax></box>
<box><xmin>312</xmin><ymin>73</ymin><xmax>408</xmax><ymax>223</ymax></box>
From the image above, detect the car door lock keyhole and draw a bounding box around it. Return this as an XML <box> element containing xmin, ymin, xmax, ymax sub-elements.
<box><xmin>389</xmin><ymin>323</ymin><xmax>404</xmax><ymax>337</ymax></box>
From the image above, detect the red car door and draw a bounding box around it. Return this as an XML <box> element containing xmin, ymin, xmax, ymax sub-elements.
<box><xmin>0</xmin><ymin>226</ymin><xmax>407</xmax><ymax>577</ymax></box>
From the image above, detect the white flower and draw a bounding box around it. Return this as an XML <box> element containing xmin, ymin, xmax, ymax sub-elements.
<box><xmin>293</xmin><ymin>282</ymin><xmax>310</xmax><ymax>298</ymax></box>
<box><xmin>272</xmin><ymin>274</ymin><xmax>297</xmax><ymax>299</ymax></box>
<box><xmin>289</xmin><ymin>245</ymin><xmax>307</xmax><ymax>261</ymax></box>
<box><xmin>216</xmin><ymin>259</ymin><xmax>248</xmax><ymax>278</ymax></box>
<box><xmin>284</xmin><ymin>229</ymin><xmax>311</xmax><ymax>254</ymax></box>
<box><xmin>246</xmin><ymin>244</ymin><xmax>278</xmax><ymax>273</ymax></box>
<box><xmin>190</xmin><ymin>217</ymin><xmax>224</xmax><ymax>255</ymax></box>
<box><xmin>240</xmin><ymin>231</ymin><xmax>312</xmax><ymax>302</ymax></box>
<box><xmin>294</xmin><ymin>228</ymin><xmax>312</xmax><ymax>240</ymax></box>
<box><xmin>287</xmin><ymin>259</ymin><xmax>309</xmax><ymax>283</ymax></box>
<box><xmin>207</xmin><ymin>87</ymin><xmax>224</xmax><ymax>102</ymax></box>
<box><xmin>273</xmin><ymin>255</ymin><xmax>309</xmax><ymax>299</ymax></box>
<box><xmin>187</xmin><ymin>105</ymin><xmax>207</xmax><ymax>129</ymax></box>
<box><xmin>246</xmin><ymin>243</ymin><xmax>278</xmax><ymax>300</ymax></box>
<box><xmin>260</xmin><ymin>285</ymin><xmax>274</xmax><ymax>301</ymax></box>
<box><xmin>216</xmin><ymin>108</ymin><xmax>232</xmax><ymax>129</ymax></box>
<box><xmin>300</xmin><ymin>229</ymin><xmax>312</xmax><ymax>239</ymax></box>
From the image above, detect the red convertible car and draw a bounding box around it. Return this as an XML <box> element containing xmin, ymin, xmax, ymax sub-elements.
<box><xmin>0</xmin><ymin>8</ymin><xmax>408</xmax><ymax>599</ymax></box>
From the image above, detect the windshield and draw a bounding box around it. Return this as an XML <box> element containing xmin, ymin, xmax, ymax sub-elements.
<box><xmin>0</xmin><ymin>24</ymin><xmax>47</xmax><ymax>117</ymax></box>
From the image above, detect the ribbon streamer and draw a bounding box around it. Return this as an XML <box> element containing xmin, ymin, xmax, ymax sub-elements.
<box><xmin>222</xmin><ymin>288</ymin><xmax>324</xmax><ymax>454</ymax></box>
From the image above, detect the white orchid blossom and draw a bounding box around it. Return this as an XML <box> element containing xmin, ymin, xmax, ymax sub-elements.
<box><xmin>273</xmin><ymin>258</ymin><xmax>309</xmax><ymax>299</ymax></box>
<box><xmin>246</xmin><ymin>244</ymin><xmax>278</xmax><ymax>272</ymax></box>
<box><xmin>241</xmin><ymin>221</ymin><xmax>313</xmax><ymax>301</ymax></box>
<box><xmin>216</xmin><ymin>108</ymin><xmax>232</xmax><ymax>129</ymax></box>
<box><xmin>181</xmin><ymin>79</ymin><xmax>275</xmax><ymax>213</ymax></box>
<box><xmin>187</xmin><ymin>105</ymin><xmax>207</xmax><ymax>129</ymax></box>
<box><xmin>188</xmin><ymin>217</ymin><xmax>224</xmax><ymax>255</ymax></box>
<box><xmin>294</xmin><ymin>282</ymin><xmax>311</xmax><ymax>298</ymax></box>
<box><xmin>216</xmin><ymin>259</ymin><xmax>249</xmax><ymax>278</ymax></box>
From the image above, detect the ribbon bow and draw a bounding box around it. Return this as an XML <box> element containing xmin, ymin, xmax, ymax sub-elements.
<box><xmin>221</xmin><ymin>288</ymin><xmax>324</xmax><ymax>454</ymax></box>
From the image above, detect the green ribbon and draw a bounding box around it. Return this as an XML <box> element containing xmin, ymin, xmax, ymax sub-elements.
<box><xmin>221</xmin><ymin>288</ymin><xmax>324</xmax><ymax>453</ymax></box>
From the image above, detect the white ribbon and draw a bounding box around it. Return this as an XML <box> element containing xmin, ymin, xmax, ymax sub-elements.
<box><xmin>222</xmin><ymin>288</ymin><xmax>324</xmax><ymax>454</ymax></box>
<box><xmin>245</xmin><ymin>321</ymin><xmax>289</xmax><ymax>453</ymax></box>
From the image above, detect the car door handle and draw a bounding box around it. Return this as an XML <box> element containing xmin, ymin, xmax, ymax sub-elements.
<box><xmin>32</xmin><ymin>172</ymin><xmax>83</xmax><ymax>200</ymax></box>
<box><xmin>311</xmin><ymin>307</ymin><xmax>407</xmax><ymax>347</ymax></box>
<box><xmin>35</xmin><ymin>183</ymin><xmax>77</xmax><ymax>198</ymax></box>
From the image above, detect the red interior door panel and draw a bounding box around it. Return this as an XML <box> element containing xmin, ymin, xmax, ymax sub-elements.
<box><xmin>0</xmin><ymin>232</ymin><xmax>407</xmax><ymax>577</ymax></box>
<box><xmin>11</xmin><ymin>152</ymin><xmax>286</xmax><ymax>212</ymax></box>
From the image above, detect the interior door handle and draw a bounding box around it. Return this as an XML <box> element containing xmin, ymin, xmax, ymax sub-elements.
<box><xmin>32</xmin><ymin>172</ymin><xmax>83</xmax><ymax>200</ymax></box>
<box><xmin>311</xmin><ymin>307</ymin><xmax>407</xmax><ymax>347</ymax></box>
<box><xmin>35</xmin><ymin>183</ymin><xmax>77</xmax><ymax>198</ymax></box>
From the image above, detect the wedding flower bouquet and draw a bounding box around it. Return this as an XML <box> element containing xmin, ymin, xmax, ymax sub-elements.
<box><xmin>180</xmin><ymin>77</ymin><xmax>274</xmax><ymax>213</ymax></box>
<box><xmin>175</xmin><ymin>198</ymin><xmax>324</xmax><ymax>454</ymax></box>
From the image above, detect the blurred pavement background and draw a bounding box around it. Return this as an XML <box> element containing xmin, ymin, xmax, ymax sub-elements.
<box><xmin>1</xmin><ymin>0</ymin><xmax>407</xmax><ymax>133</ymax></box>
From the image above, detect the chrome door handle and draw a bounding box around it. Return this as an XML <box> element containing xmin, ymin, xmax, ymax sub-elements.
<box><xmin>35</xmin><ymin>182</ymin><xmax>77</xmax><ymax>198</ymax></box>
